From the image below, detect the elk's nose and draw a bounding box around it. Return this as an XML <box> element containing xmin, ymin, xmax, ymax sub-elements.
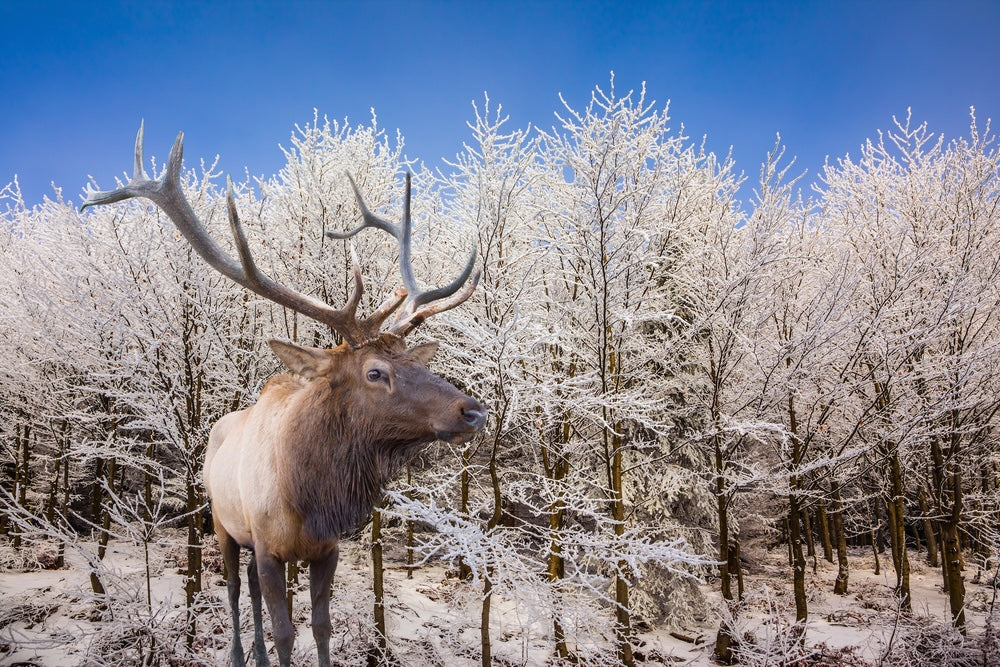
<box><xmin>462</xmin><ymin>402</ymin><xmax>487</xmax><ymax>430</ymax></box>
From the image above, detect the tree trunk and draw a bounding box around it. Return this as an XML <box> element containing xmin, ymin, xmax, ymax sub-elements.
<box><xmin>480</xmin><ymin>438</ymin><xmax>503</xmax><ymax>667</ymax></box>
<box><xmin>185</xmin><ymin>474</ymin><xmax>203</xmax><ymax>649</ymax></box>
<box><xmin>405</xmin><ymin>465</ymin><xmax>415</xmax><ymax>580</ymax></box>
<box><xmin>802</xmin><ymin>506</ymin><xmax>815</xmax><ymax>560</ymax></box>
<box><xmin>869</xmin><ymin>498</ymin><xmax>881</xmax><ymax>576</ymax></box>
<box><xmin>789</xmin><ymin>494</ymin><xmax>808</xmax><ymax>624</ymax></box>
<box><xmin>97</xmin><ymin>457</ymin><xmax>116</xmax><ymax>562</ymax></box>
<box><xmin>715</xmin><ymin>438</ymin><xmax>733</xmax><ymax>601</ymax></box>
<box><xmin>43</xmin><ymin>423</ymin><xmax>67</xmax><ymax>527</ymax></box>
<box><xmin>56</xmin><ymin>448</ymin><xmax>71</xmax><ymax>569</ymax></box>
<box><xmin>931</xmin><ymin>434</ymin><xmax>966</xmax><ymax>630</ymax></box>
<box><xmin>480</xmin><ymin>575</ymin><xmax>494</xmax><ymax>667</ymax></box>
<box><xmin>371</xmin><ymin>508</ymin><xmax>389</xmax><ymax>661</ymax></box>
<box><xmin>458</xmin><ymin>447</ymin><xmax>473</xmax><ymax>581</ymax></box>
<box><xmin>817</xmin><ymin>499</ymin><xmax>834</xmax><ymax>564</ymax></box>
<box><xmin>541</xmin><ymin>411</ymin><xmax>574</xmax><ymax>662</ymax></box>
<box><xmin>941</xmin><ymin>518</ymin><xmax>967</xmax><ymax>631</ymax></box>
<box><xmin>11</xmin><ymin>424</ymin><xmax>31</xmax><ymax>549</ymax></box>
<box><xmin>609</xmin><ymin>432</ymin><xmax>634</xmax><ymax>666</ymax></box>
<box><xmin>784</xmin><ymin>518</ymin><xmax>794</xmax><ymax>566</ymax></box>
<box><xmin>830</xmin><ymin>482</ymin><xmax>849</xmax><ymax>595</ymax></box>
<box><xmin>918</xmin><ymin>487</ymin><xmax>939</xmax><ymax>568</ymax></box>
<box><xmin>885</xmin><ymin>450</ymin><xmax>911</xmax><ymax>611</ymax></box>
<box><xmin>733</xmin><ymin>540</ymin><xmax>745</xmax><ymax>600</ymax></box>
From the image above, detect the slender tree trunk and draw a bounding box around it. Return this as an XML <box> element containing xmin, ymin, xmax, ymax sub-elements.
<box><xmin>789</xmin><ymin>493</ymin><xmax>808</xmax><ymax>625</ymax></box>
<box><xmin>716</xmin><ymin>437</ymin><xmax>733</xmax><ymax>601</ymax></box>
<box><xmin>609</xmin><ymin>431</ymin><xmax>634</xmax><ymax>666</ymax></box>
<box><xmin>870</xmin><ymin>498</ymin><xmax>881</xmax><ymax>576</ymax></box>
<box><xmin>143</xmin><ymin>442</ymin><xmax>156</xmax><ymax>525</ymax></box>
<box><xmin>817</xmin><ymin>499</ymin><xmax>834</xmax><ymax>564</ymax></box>
<box><xmin>97</xmin><ymin>457</ymin><xmax>116</xmax><ymax>561</ymax></box>
<box><xmin>713</xmin><ymin>469</ymin><xmax>736</xmax><ymax>663</ymax></box>
<box><xmin>943</xmin><ymin>472</ymin><xmax>967</xmax><ymax>631</ymax></box>
<box><xmin>480</xmin><ymin>438</ymin><xmax>502</xmax><ymax>667</ymax></box>
<box><xmin>931</xmin><ymin>433</ymin><xmax>967</xmax><ymax>630</ymax></box>
<box><xmin>11</xmin><ymin>424</ymin><xmax>31</xmax><ymax>549</ymax></box>
<box><xmin>458</xmin><ymin>447</ymin><xmax>473</xmax><ymax>581</ymax></box>
<box><xmin>784</xmin><ymin>518</ymin><xmax>793</xmax><ymax>566</ymax></box>
<box><xmin>830</xmin><ymin>482</ymin><xmax>849</xmax><ymax>595</ymax></box>
<box><xmin>405</xmin><ymin>465</ymin><xmax>415</xmax><ymax>580</ymax></box>
<box><xmin>541</xmin><ymin>414</ymin><xmax>573</xmax><ymax>663</ymax></box>
<box><xmin>885</xmin><ymin>450</ymin><xmax>911</xmax><ymax>611</ymax></box>
<box><xmin>713</xmin><ymin>430</ymin><xmax>737</xmax><ymax>664</ymax></box>
<box><xmin>56</xmin><ymin>448</ymin><xmax>70</xmax><ymax>569</ymax></box>
<box><xmin>43</xmin><ymin>423</ymin><xmax>67</xmax><ymax>526</ymax></box>
<box><xmin>942</xmin><ymin>517</ymin><xmax>967</xmax><ymax>631</ymax></box>
<box><xmin>802</xmin><ymin>506</ymin><xmax>815</xmax><ymax>560</ymax></box>
<box><xmin>371</xmin><ymin>508</ymin><xmax>389</xmax><ymax>661</ymax></box>
<box><xmin>185</xmin><ymin>473</ymin><xmax>203</xmax><ymax>649</ymax></box>
<box><xmin>89</xmin><ymin>444</ymin><xmax>114</xmax><ymax>598</ymax></box>
<box><xmin>733</xmin><ymin>540</ymin><xmax>745</xmax><ymax>600</ymax></box>
<box><xmin>918</xmin><ymin>487</ymin><xmax>940</xmax><ymax>568</ymax></box>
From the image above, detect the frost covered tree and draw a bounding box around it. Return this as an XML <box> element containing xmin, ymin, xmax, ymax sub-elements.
<box><xmin>819</xmin><ymin>109</ymin><xmax>1000</xmax><ymax>629</ymax></box>
<box><xmin>529</xmin><ymin>78</ymin><xmax>719</xmax><ymax>664</ymax></box>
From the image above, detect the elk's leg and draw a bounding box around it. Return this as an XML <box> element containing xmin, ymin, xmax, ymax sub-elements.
<box><xmin>255</xmin><ymin>547</ymin><xmax>295</xmax><ymax>667</ymax></box>
<box><xmin>309</xmin><ymin>545</ymin><xmax>340</xmax><ymax>667</ymax></box>
<box><xmin>247</xmin><ymin>553</ymin><xmax>270</xmax><ymax>666</ymax></box>
<box><xmin>218</xmin><ymin>527</ymin><xmax>247</xmax><ymax>667</ymax></box>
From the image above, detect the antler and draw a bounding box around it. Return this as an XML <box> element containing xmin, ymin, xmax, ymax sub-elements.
<box><xmin>329</xmin><ymin>173</ymin><xmax>480</xmax><ymax>338</ymax></box>
<box><xmin>81</xmin><ymin>123</ymin><xmax>405</xmax><ymax>347</ymax></box>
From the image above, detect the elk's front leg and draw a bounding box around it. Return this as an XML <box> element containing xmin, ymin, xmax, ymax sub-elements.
<box><xmin>309</xmin><ymin>546</ymin><xmax>340</xmax><ymax>667</ymax></box>
<box><xmin>255</xmin><ymin>547</ymin><xmax>295</xmax><ymax>667</ymax></box>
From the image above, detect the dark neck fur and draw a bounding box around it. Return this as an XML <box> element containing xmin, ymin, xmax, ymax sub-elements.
<box><xmin>275</xmin><ymin>381</ymin><xmax>428</xmax><ymax>541</ymax></box>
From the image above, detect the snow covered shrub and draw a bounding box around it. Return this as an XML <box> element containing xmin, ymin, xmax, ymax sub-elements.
<box><xmin>0</xmin><ymin>599</ymin><xmax>58</xmax><ymax>631</ymax></box>
<box><xmin>879</xmin><ymin>615</ymin><xmax>984</xmax><ymax>667</ymax></box>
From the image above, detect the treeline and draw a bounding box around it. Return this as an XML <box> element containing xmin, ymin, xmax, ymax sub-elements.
<box><xmin>1</xmin><ymin>84</ymin><xmax>999</xmax><ymax>665</ymax></box>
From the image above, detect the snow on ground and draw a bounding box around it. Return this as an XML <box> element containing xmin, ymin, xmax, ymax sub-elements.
<box><xmin>1</xmin><ymin>533</ymin><xmax>996</xmax><ymax>665</ymax></box>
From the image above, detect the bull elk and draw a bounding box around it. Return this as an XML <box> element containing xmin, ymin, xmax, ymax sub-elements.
<box><xmin>81</xmin><ymin>124</ymin><xmax>487</xmax><ymax>666</ymax></box>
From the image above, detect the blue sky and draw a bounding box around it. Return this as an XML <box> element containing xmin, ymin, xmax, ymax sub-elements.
<box><xmin>2</xmin><ymin>1</ymin><xmax>998</xmax><ymax>208</ymax></box>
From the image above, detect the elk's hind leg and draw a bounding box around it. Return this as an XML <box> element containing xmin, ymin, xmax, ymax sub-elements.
<box><xmin>309</xmin><ymin>545</ymin><xmax>339</xmax><ymax>667</ymax></box>
<box><xmin>255</xmin><ymin>546</ymin><xmax>295</xmax><ymax>667</ymax></box>
<box><xmin>217</xmin><ymin>525</ymin><xmax>247</xmax><ymax>667</ymax></box>
<box><xmin>247</xmin><ymin>552</ymin><xmax>271</xmax><ymax>666</ymax></box>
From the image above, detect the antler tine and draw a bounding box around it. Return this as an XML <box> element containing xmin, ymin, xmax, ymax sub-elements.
<box><xmin>395</xmin><ymin>172</ymin><xmax>479</xmax><ymax>315</ymax></box>
<box><xmin>388</xmin><ymin>269</ymin><xmax>481</xmax><ymax>338</ymax></box>
<box><xmin>81</xmin><ymin>124</ymin><xmax>393</xmax><ymax>347</ymax></box>
<box><xmin>133</xmin><ymin>121</ymin><xmax>150</xmax><ymax>181</ymax></box>
<box><xmin>327</xmin><ymin>174</ymin><xmax>401</xmax><ymax>240</ymax></box>
<box><xmin>328</xmin><ymin>172</ymin><xmax>479</xmax><ymax>335</ymax></box>
<box><xmin>82</xmin><ymin>122</ymin><xmax>154</xmax><ymax>209</ymax></box>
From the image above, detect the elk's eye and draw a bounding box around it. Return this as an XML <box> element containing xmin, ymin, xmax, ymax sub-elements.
<box><xmin>366</xmin><ymin>369</ymin><xmax>382</xmax><ymax>382</ymax></box>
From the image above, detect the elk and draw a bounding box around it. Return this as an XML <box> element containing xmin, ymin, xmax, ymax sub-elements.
<box><xmin>81</xmin><ymin>124</ymin><xmax>487</xmax><ymax>667</ymax></box>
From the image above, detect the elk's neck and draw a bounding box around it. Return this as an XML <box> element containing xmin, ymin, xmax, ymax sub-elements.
<box><xmin>275</xmin><ymin>383</ymin><xmax>427</xmax><ymax>541</ymax></box>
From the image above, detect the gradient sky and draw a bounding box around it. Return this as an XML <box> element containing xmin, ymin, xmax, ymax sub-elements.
<box><xmin>2</xmin><ymin>1</ymin><xmax>998</xmax><ymax>208</ymax></box>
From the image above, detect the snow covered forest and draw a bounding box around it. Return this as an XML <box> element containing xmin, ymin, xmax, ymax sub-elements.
<box><xmin>2</xmin><ymin>82</ymin><xmax>999</xmax><ymax>665</ymax></box>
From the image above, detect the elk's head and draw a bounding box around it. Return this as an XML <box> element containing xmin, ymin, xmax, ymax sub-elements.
<box><xmin>269</xmin><ymin>336</ymin><xmax>486</xmax><ymax>448</ymax></box>
<box><xmin>81</xmin><ymin>123</ymin><xmax>487</xmax><ymax>448</ymax></box>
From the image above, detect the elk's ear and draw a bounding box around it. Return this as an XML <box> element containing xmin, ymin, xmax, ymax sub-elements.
<box><xmin>408</xmin><ymin>341</ymin><xmax>439</xmax><ymax>365</ymax></box>
<box><xmin>268</xmin><ymin>340</ymin><xmax>333</xmax><ymax>379</ymax></box>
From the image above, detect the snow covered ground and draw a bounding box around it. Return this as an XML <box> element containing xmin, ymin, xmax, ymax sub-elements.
<box><xmin>1</xmin><ymin>533</ymin><xmax>996</xmax><ymax>665</ymax></box>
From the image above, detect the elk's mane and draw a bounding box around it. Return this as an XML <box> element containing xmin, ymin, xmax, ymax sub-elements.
<box><xmin>274</xmin><ymin>375</ymin><xmax>429</xmax><ymax>541</ymax></box>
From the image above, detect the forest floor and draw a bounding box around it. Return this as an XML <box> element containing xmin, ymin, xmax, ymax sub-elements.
<box><xmin>0</xmin><ymin>532</ymin><xmax>997</xmax><ymax>665</ymax></box>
